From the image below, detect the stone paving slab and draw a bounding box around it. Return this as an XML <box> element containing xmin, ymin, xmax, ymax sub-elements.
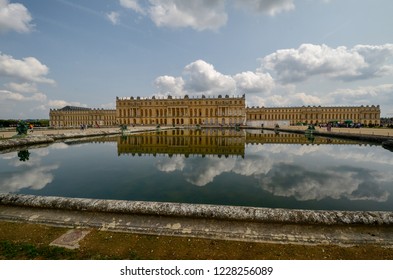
<box><xmin>50</xmin><ymin>229</ymin><xmax>91</xmax><ymax>250</ymax></box>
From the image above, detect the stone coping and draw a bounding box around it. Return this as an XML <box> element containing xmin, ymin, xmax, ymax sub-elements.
<box><xmin>1</xmin><ymin>194</ymin><xmax>392</xmax><ymax>226</ymax></box>
<box><xmin>2</xmin><ymin>126</ymin><xmax>392</xmax><ymax>151</ymax></box>
<box><xmin>0</xmin><ymin>127</ymin><xmax>164</xmax><ymax>151</ymax></box>
<box><xmin>0</xmin><ymin>133</ymin><xmax>118</xmax><ymax>151</ymax></box>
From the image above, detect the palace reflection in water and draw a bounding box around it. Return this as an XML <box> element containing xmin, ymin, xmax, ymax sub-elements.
<box><xmin>116</xmin><ymin>129</ymin><xmax>363</xmax><ymax>158</ymax></box>
<box><xmin>1</xmin><ymin>129</ymin><xmax>392</xmax><ymax>211</ymax></box>
<box><xmin>117</xmin><ymin>129</ymin><xmax>245</xmax><ymax>158</ymax></box>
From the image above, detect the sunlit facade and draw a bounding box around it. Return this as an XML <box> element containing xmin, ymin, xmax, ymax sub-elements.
<box><xmin>49</xmin><ymin>106</ymin><xmax>116</xmax><ymax>127</ymax></box>
<box><xmin>49</xmin><ymin>96</ymin><xmax>381</xmax><ymax>127</ymax></box>
<box><xmin>246</xmin><ymin>105</ymin><xmax>381</xmax><ymax>126</ymax></box>
<box><xmin>116</xmin><ymin>95</ymin><xmax>246</xmax><ymax>126</ymax></box>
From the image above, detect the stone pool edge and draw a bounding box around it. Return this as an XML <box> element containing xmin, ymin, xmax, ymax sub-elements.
<box><xmin>0</xmin><ymin>127</ymin><xmax>174</xmax><ymax>151</ymax></box>
<box><xmin>1</xmin><ymin>193</ymin><xmax>392</xmax><ymax>226</ymax></box>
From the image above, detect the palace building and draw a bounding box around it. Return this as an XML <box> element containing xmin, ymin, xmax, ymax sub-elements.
<box><xmin>246</xmin><ymin>105</ymin><xmax>381</xmax><ymax>126</ymax></box>
<box><xmin>116</xmin><ymin>94</ymin><xmax>246</xmax><ymax>126</ymax></box>
<box><xmin>49</xmin><ymin>106</ymin><xmax>116</xmax><ymax>127</ymax></box>
<box><xmin>49</xmin><ymin>96</ymin><xmax>381</xmax><ymax>127</ymax></box>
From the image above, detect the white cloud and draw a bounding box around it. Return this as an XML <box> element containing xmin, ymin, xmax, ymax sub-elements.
<box><xmin>0</xmin><ymin>53</ymin><xmax>55</xmax><ymax>84</ymax></box>
<box><xmin>260</xmin><ymin>44</ymin><xmax>393</xmax><ymax>84</ymax></box>
<box><xmin>247</xmin><ymin>92</ymin><xmax>324</xmax><ymax>107</ymax></box>
<box><xmin>246</xmin><ymin>91</ymin><xmax>322</xmax><ymax>108</ymax></box>
<box><xmin>148</xmin><ymin>0</ymin><xmax>228</xmax><ymax>31</ymax></box>
<box><xmin>30</xmin><ymin>100</ymin><xmax>86</xmax><ymax>118</ymax></box>
<box><xmin>183</xmin><ymin>60</ymin><xmax>236</xmax><ymax>94</ymax></box>
<box><xmin>0</xmin><ymin>90</ymin><xmax>85</xmax><ymax>118</ymax></box>
<box><xmin>0</xmin><ymin>90</ymin><xmax>46</xmax><ymax>102</ymax></box>
<box><xmin>120</xmin><ymin>0</ymin><xmax>145</xmax><ymax>14</ymax></box>
<box><xmin>233</xmin><ymin>71</ymin><xmax>274</xmax><ymax>93</ymax></box>
<box><xmin>0</xmin><ymin>0</ymin><xmax>33</xmax><ymax>33</ymax></box>
<box><xmin>0</xmin><ymin>51</ymin><xmax>59</xmax><ymax>118</ymax></box>
<box><xmin>154</xmin><ymin>75</ymin><xmax>185</xmax><ymax>96</ymax></box>
<box><xmin>154</xmin><ymin>59</ymin><xmax>317</xmax><ymax>102</ymax></box>
<box><xmin>329</xmin><ymin>84</ymin><xmax>393</xmax><ymax>99</ymax></box>
<box><xmin>5</xmin><ymin>82</ymin><xmax>37</xmax><ymax>93</ymax></box>
<box><xmin>47</xmin><ymin>100</ymin><xmax>86</xmax><ymax>109</ymax></box>
<box><xmin>325</xmin><ymin>84</ymin><xmax>393</xmax><ymax>111</ymax></box>
<box><xmin>352</xmin><ymin>44</ymin><xmax>393</xmax><ymax>79</ymax></box>
<box><xmin>153</xmin><ymin>43</ymin><xmax>393</xmax><ymax>113</ymax></box>
<box><xmin>0</xmin><ymin>90</ymin><xmax>24</xmax><ymax>101</ymax></box>
<box><xmin>118</xmin><ymin>0</ymin><xmax>297</xmax><ymax>31</ymax></box>
<box><xmin>291</xmin><ymin>92</ymin><xmax>322</xmax><ymax>105</ymax></box>
<box><xmin>234</xmin><ymin>0</ymin><xmax>295</xmax><ymax>16</ymax></box>
<box><xmin>106</xmin><ymin>11</ymin><xmax>120</xmax><ymax>25</ymax></box>
<box><xmin>155</xmin><ymin>60</ymin><xmax>238</xmax><ymax>97</ymax></box>
<box><xmin>262</xmin><ymin>94</ymin><xmax>287</xmax><ymax>106</ymax></box>
<box><xmin>246</xmin><ymin>95</ymin><xmax>266</xmax><ymax>107</ymax></box>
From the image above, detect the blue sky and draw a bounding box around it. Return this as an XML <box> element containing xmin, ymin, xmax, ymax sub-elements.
<box><xmin>1</xmin><ymin>0</ymin><xmax>393</xmax><ymax>119</ymax></box>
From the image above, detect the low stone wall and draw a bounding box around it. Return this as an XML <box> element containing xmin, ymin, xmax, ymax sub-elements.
<box><xmin>0</xmin><ymin>132</ymin><xmax>121</xmax><ymax>151</ymax></box>
<box><xmin>0</xmin><ymin>136</ymin><xmax>55</xmax><ymax>151</ymax></box>
<box><xmin>1</xmin><ymin>193</ymin><xmax>393</xmax><ymax>225</ymax></box>
<box><xmin>0</xmin><ymin>127</ymin><xmax>173</xmax><ymax>151</ymax></box>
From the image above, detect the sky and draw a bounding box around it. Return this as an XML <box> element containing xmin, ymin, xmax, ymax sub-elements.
<box><xmin>0</xmin><ymin>0</ymin><xmax>393</xmax><ymax>119</ymax></box>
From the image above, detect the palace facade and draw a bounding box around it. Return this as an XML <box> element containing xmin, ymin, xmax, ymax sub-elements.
<box><xmin>116</xmin><ymin>94</ymin><xmax>246</xmax><ymax>126</ymax></box>
<box><xmin>49</xmin><ymin>96</ymin><xmax>381</xmax><ymax>127</ymax></box>
<box><xmin>49</xmin><ymin>106</ymin><xmax>116</xmax><ymax>127</ymax></box>
<box><xmin>246</xmin><ymin>105</ymin><xmax>381</xmax><ymax>126</ymax></box>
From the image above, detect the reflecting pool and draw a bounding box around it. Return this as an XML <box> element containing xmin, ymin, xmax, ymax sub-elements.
<box><xmin>1</xmin><ymin>129</ymin><xmax>393</xmax><ymax>211</ymax></box>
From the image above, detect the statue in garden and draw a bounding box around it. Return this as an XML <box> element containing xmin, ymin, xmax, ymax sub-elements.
<box><xmin>120</xmin><ymin>124</ymin><xmax>127</xmax><ymax>135</ymax></box>
<box><xmin>16</xmin><ymin>120</ymin><xmax>29</xmax><ymax>136</ymax></box>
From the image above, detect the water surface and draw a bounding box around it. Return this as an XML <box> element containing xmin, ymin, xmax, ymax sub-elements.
<box><xmin>1</xmin><ymin>129</ymin><xmax>392</xmax><ymax>211</ymax></box>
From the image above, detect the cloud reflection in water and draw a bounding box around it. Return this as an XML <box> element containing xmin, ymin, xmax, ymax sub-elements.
<box><xmin>0</xmin><ymin>144</ymin><xmax>65</xmax><ymax>193</ymax></box>
<box><xmin>155</xmin><ymin>144</ymin><xmax>391</xmax><ymax>202</ymax></box>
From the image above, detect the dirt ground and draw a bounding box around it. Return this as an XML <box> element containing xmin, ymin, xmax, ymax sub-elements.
<box><xmin>1</xmin><ymin>221</ymin><xmax>393</xmax><ymax>260</ymax></box>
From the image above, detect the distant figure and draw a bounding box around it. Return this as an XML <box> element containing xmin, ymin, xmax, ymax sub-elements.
<box><xmin>327</xmin><ymin>123</ymin><xmax>332</xmax><ymax>132</ymax></box>
<box><xmin>29</xmin><ymin>124</ymin><xmax>34</xmax><ymax>133</ymax></box>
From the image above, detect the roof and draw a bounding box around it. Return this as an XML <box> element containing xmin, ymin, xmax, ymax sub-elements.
<box><xmin>59</xmin><ymin>106</ymin><xmax>91</xmax><ymax>111</ymax></box>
